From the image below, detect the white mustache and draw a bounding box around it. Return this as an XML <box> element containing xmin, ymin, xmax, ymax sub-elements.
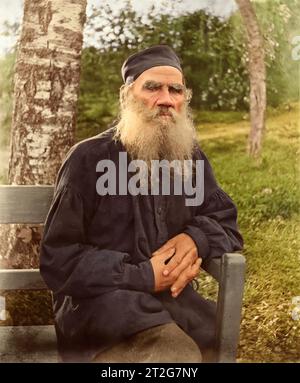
<box><xmin>114</xmin><ymin>90</ymin><xmax>196</xmax><ymax>164</ymax></box>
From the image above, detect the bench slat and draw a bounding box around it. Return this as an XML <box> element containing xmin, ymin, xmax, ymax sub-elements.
<box><xmin>0</xmin><ymin>269</ymin><xmax>48</xmax><ymax>290</ymax></box>
<box><xmin>0</xmin><ymin>185</ymin><xmax>54</xmax><ymax>224</ymax></box>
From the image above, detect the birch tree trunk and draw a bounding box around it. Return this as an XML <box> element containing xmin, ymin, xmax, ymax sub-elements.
<box><xmin>236</xmin><ymin>0</ymin><xmax>266</xmax><ymax>158</ymax></box>
<box><xmin>0</xmin><ymin>0</ymin><xmax>87</xmax><ymax>268</ymax></box>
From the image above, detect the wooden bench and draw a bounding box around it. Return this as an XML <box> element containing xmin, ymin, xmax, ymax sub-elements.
<box><xmin>0</xmin><ymin>185</ymin><xmax>246</xmax><ymax>363</ymax></box>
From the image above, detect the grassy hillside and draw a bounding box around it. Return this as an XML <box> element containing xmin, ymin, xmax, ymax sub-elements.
<box><xmin>197</xmin><ymin>103</ymin><xmax>300</xmax><ymax>362</ymax></box>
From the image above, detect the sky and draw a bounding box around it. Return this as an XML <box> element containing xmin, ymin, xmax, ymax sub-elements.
<box><xmin>0</xmin><ymin>0</ymin><xmax>237</xmax><ymax>56</ymax></box>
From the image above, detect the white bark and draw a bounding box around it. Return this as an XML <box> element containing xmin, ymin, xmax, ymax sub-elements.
<box><xmin>1</xmin><ymin>0</ymin><xmax>87</xmax><ymax>268</ymax></box>
<box><xmin>236</xmin><ymin>0</ymin><xmax>266</xmax><ymax>158</ymax></box>
<box><xmin>9</xmin><ymin>0</ymin><xmax>87</xmax><ymax>184</ymax></box>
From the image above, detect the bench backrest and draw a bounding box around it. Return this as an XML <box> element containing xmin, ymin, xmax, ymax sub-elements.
<box><xmin>0</xmin><ymin>185</ymin><xmax>54</xmax><ymax>291</ymax></box>
<box><xmin>0</xmin><ymin>185</ymin><xmax>54</xmax><ymax>224</ymax></box>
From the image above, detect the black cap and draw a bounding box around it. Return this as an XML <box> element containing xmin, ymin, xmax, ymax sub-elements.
<box><xmin>121</xmin><ymin>45</ymin><xmax>182</xmax><ymax>84</ymax></box>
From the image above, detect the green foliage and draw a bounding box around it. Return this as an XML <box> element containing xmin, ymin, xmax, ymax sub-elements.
<box><xmin>77</xmin><ymin>0</ymin><xmax>299</xmax><ymax>139</ymax></box>
<box><xmin>253</xmin><ymin>0</ymin><xmax>300</xmax><ymax>107</ymax></box>
<box><xmin>76</xmin><ymin>47</ymin><xmax>122</xmax><ymax>140</ymax></box>
<box><xmin>1</xmin><ymin>0</ymin><xmax>299</xmax><ymax>144</ymax></box>
<box><xmin>79</xmin><ymin>0</ymin><xmax>251</xmax><ymax>139</ymax></box>
<box><xmin>177</xmin><ymin>11</ymin><xmax>249</xmax><ymax>110</ymax></box>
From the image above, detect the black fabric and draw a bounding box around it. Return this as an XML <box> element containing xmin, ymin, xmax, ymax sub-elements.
<box><xmin>121</xmin><ymin>45</ymin><xmax>182</xmax><ymax>83</ymax></box>
<box><xmin>40</xmin><ymin>127</ymin><xmax>243</xmax><ymax>362</ymax></box>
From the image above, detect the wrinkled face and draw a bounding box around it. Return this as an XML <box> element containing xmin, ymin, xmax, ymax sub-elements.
<box><xmin>131</xmin><ymin>65</ymin><xmax>185</xmax><ymax>116</ymax></box>
<box><xmin>114</xmin><ymin>65</ymin><xmax>195</xmax><ymax>167</ymax></box>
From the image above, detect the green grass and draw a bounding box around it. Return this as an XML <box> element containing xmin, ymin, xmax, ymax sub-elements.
<box><xmin>196</xmin><ymin>103</ymin><xmax>300</xmax><ymax>362</ymax></box>
<box><xmin>193</xmin><ymin>109</ymin><xmax>247</xmax><ymax>124</ymax></box>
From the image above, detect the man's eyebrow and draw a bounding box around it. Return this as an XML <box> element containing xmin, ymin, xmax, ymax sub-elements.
<box><xmin>169</xmin><ymin>83</ymin><xmax>184</xmax><ymax>90</ymax></box>
<box><xmin>142</xmin><ymin>81</ymin><xmax>184</xmax><ymax>90</ymax></box>
<box><xmin>142</xmin><ymin>80</ymin><xmax>162</xmax><ymax>89</ymax></box>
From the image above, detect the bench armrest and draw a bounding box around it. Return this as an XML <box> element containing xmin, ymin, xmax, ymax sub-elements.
<box><xmin>202</xmin><ymin>253</ymin><xmax>246</xmax><ymax>362</ymax></box>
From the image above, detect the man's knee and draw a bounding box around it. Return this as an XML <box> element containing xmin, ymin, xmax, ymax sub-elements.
<box><xmin>144</xmin><ymin>322</ymin><xmax>202</xmax><ymax>363</ymax></box>
<box><xmin>93</xmin><ymin>322</ymin><xmax>202</xmax><ymax>363</ymax></box>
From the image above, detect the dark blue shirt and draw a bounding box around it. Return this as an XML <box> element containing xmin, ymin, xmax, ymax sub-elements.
<box><xmin>40</xmin><ymin>127</ymin><xmax>243</xmax><ymax>361</ymax></box>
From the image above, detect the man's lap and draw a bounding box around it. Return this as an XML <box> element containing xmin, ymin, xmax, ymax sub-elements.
<box><xmin>92</xmin><ymin>322</ymin><xmax>202</xmax><ymax>363</ymax></box>
<box><xmin>54</xmin><ymin>288</ymin><xmax>215</xmax><ymax>362</ymax></box>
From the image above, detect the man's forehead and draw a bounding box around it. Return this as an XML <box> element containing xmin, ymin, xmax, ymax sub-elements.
<box><xmin>135</xmin><ymin>65</ymin><xmax>184</xmax><ymax>85</ymax></box>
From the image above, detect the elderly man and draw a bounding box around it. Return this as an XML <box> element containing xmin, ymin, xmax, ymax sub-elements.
<box><xmin>40</xmin><ymin>45</ymin><xmax>243</xmax><ymax>363</ymax></box>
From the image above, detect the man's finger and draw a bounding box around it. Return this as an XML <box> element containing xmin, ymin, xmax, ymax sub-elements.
<box><xmin>170</xmin><ymin>258</ymin><xmax>202</xmax><ymax>297</ymax></box>
<box><xmin>194</xmin><ymin>257</ymin><xmax>202</xmax><ymax>269</ymax></box>
<box><xmin>167</xmin><ymin>251</ymin><xmax>195</xmax><ymax>278</ymax></box>
<box><xmin>163</xmin><ymin>247</ymin><xmax>197</xmax><ymax>276</ymax></box>
<box><xmin>162</xmin><ymin>251</ymin><xmax>187</xmax><ymax>276</ymax></box>
<box><xmin>153</xmin><ymin>247</ymin><xmax>176</xmax><ymax>263</ymax></box>
<box><xmin>170</xmin><ymin>271</ymin><xmax>189</xmax><ymax>297</ymax></box>
<box><xmin>188</xmin><ymin>258</ymin><xmax>202</xmax><ymax>278</ymax></box>
<box><xmin>152</xmin><ymin>241</ymin><xmax>173</xmax><ymax>256</ymax></box>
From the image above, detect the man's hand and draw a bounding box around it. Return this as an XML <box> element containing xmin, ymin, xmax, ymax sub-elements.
<box><xmin>150</xmin><ymin>247</ymin><xmax>178</xmax><ymax>293</ymax></box>
<box><xmin>151</xmin><ymin>233</ymin><xmax>202</xmax><ymax>298</ymax></box>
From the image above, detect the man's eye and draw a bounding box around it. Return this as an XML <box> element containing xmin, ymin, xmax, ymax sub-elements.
<box><xmin>170</xmin><ymin>87</ymin><xmax>183</xmax><ymax>94</ymax></box>
<box><xmin>146</xmin><ymin>86</ymin><xmax>159</xmax><ymax>91</ymax></box>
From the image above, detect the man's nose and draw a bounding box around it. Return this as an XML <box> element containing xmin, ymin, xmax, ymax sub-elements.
<box><xmin>156</xmin><ymin>88</ymin><xmax>174</xmax><ymax>108</ymax></box>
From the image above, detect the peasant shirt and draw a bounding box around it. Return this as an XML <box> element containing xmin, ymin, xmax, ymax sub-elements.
<box><xmin>40</xmin><ymin>127</ymin><xmax>243</xmax><ymax>361</ymax></box>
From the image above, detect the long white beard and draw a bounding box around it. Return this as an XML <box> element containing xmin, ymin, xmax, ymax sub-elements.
<box><xmin>113</xmin><ymin>91</ymin><xmax>197</xmax><ymax>168</ymax></box>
